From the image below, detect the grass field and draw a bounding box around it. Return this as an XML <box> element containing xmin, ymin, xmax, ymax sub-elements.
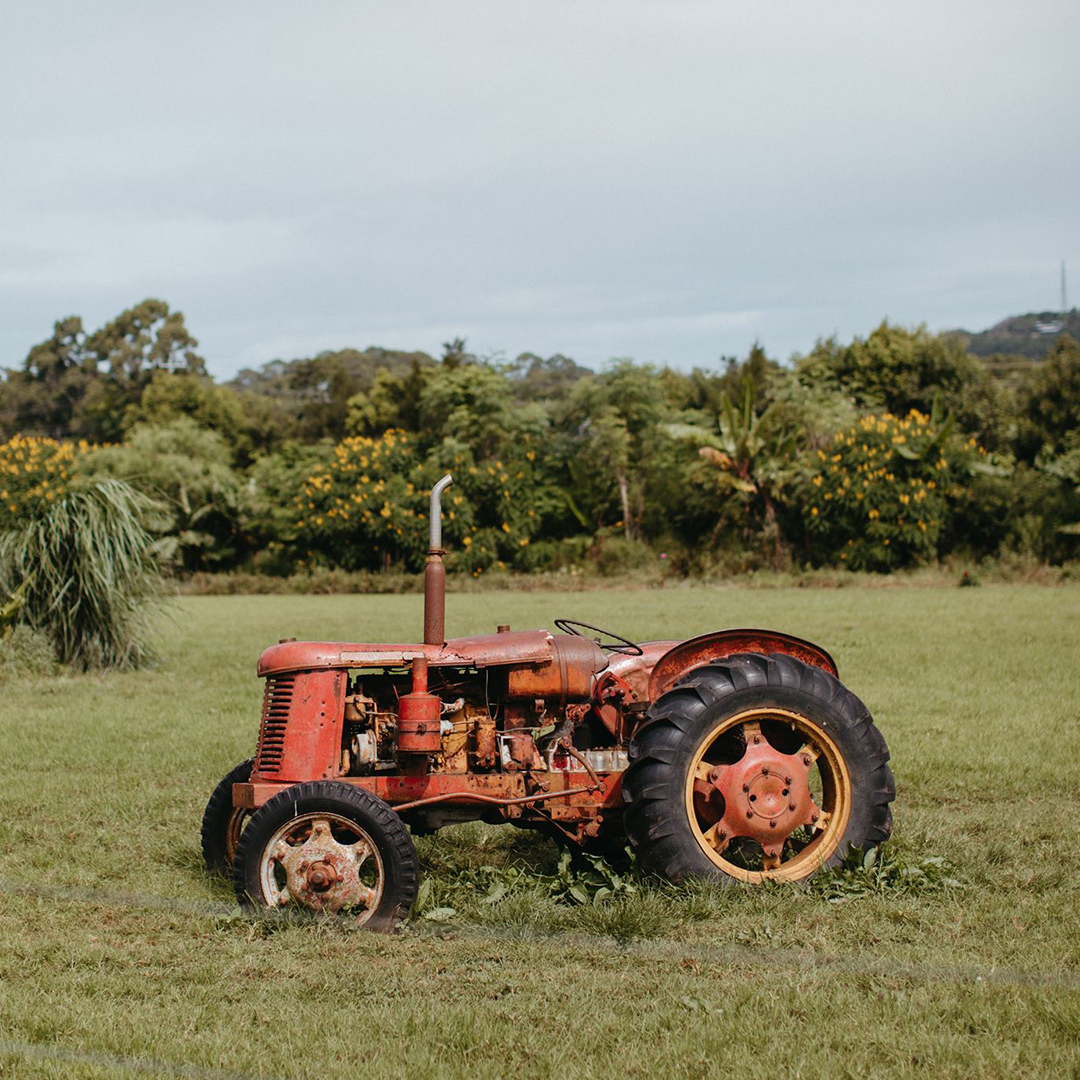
<box><xmin>1</xmin><ymin>585</ymin><xmax>1078</xmax><ymax>1079</ymax></box>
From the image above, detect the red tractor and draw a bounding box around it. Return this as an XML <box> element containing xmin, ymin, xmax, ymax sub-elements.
<box><xmin>202</xmin><ymin>475</ymin><xmax>894</xmax><ymax>930</ymax></box>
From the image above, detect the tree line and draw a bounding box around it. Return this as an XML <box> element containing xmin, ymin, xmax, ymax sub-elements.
<box><xmin>2</xmin><ymin>298</ymin><xmax>1078</xmax><ymax>578</ymax></box>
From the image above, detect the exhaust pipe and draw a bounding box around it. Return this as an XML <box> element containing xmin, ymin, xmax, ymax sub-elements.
<box><xmin>424</xmin><ymin>474</ymin><xmax>453</xmax><ymax>645</ymax></box>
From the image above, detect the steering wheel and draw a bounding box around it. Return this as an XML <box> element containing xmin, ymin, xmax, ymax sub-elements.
<box><xmin>553</xmin><ymin>619</ymin><xmax>643</xmax><ymax>656</ymax></box>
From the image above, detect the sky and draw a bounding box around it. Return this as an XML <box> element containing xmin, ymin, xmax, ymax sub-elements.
<box><xmin>1</xmin><ymin>0</ymin><xmax>1078</xmax><ymax>380</ymax></box>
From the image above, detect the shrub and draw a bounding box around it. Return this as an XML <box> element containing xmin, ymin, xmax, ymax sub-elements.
<box><xmin>293</xmin><ymin>431</ymin><xmax>543</xmax><ymax>575</ymax></box>
<box><xmin>0</xmin><ymin>624</ymin><xmax>56</xmax><ymax>681</ymax></box>
<box><xmin>0</xmin><ymin>434</ymin><xmax>90</xmax><ymax>529</ymax></box>
<box><xmin>801</xmin><ymin>410</ymin><xmax>984</xmax><ymax>571</ymax></box>
<box><xmin>293</xmin><ymin>429</ymin><xmax>427</xmax><ymax>570</ymax></box>
<box><xmin>0</xmin><ymin>479</ymin><xmax>164</xmax><ymax>670</ymax></box>
<box><xmin>81</xmin><ymin>418</ymin><xmax>247</xmax><ymax>572</ymax></box>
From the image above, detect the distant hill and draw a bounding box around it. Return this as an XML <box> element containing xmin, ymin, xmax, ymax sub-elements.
<box><xmin>951</xmin><ymin>310</ymin><xmax>1080</xmax><ymax>359</ymax></box>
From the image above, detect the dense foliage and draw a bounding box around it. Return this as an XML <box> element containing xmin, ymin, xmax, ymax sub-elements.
<box><xmin>801</xmin><ymin>411</ymin><xmax>983</xmax><ymax>571</ymax></box>
<box><xmin>2</xmin><ymin>300</ymin><xmax>1078</xmax><ymax>578</ymax></box>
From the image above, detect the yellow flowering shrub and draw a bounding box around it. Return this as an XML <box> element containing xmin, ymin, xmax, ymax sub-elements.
<box><xmin>802</xmin><ymin>410</ymin><xmax>983</xmax><ymax>571</ymax></box>
<box><xmin>292</xmin><ymin>431</ymin><xmax>541</xmax><ymax>573</ymax></box>
<box><xmin>0</xmin><ymin>435</ymin><xmax>91</xmax><ymax>529</ymax></box>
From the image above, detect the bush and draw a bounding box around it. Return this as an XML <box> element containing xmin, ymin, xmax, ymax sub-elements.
<box><xmin>801</xmin><ymin>410</ymin><xmax>984</xmax><ymax>571</ymax></box>
<box><xmin>81</xmin><ymin>418</ymin><xmax>247</xmax><ymax>572</ymax></box>
<box><xmin>293</xmin><ymin>431</ymin><xmax>543</xmax><ymax>575</ymax></box>
<box><xmin>0</xmin><ymin>434</ymin><xmax>90</xmax><ymax>529</ymax></box>
<box><xmin>0</xmin><ymin>479</ymin><xmax>164</xmax><ymax>670</ymax></box>
<box><xmin>589</xmin><ymin>535</ymin><xmax>656</xmax><ymax>577</ymax></box>
<box><xmin>0</xmin><ymin>624</ymin><xmax>56</xmax><ymax>681</ymax></box>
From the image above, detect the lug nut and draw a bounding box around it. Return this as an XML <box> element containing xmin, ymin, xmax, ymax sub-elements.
<box><xmin>762</xmin><ymin>767</ymin><xmax>769</xmax><ymax>777</ymax></box>
<box><xmin>718</xmin><ymin>830</ymin><xmax>727</xmax><ymax>840</ymax></box>
<box><xmin>742</xmin><ymin>783</ymin><xmax>750</xmax><ymax>792</ymax></box>
<box><xmin>769</xmin><ymin>821</ymin><xmax>777</xmax><ymax>829</ymax></box>
<box><xmin>753</xmin><ymin>735</ymin><xmax>761</xmax><ymax>744</ymax></box>
<box><xmin>784</xmin><ymin>776</ymin><xmax>792</xmax><ymax>785</ymax></box>
<box><xmin>811</xmin><ymin>813</ymin><xmax>819</xmax><ymax>823</ymax></box>
<box><xmin>746</xmin><ymin>810</ymin><xmax>754</xmax><ymax>819</ymax></box>
<box><xmin>802</xmin><ymin>755</ymin><xmax>811</xmax><ymax>766</ymax></box>
<box><xmin>789</xmin><ymin>802</ymin><xmax>797</xmax><ymax>812</ymax></box>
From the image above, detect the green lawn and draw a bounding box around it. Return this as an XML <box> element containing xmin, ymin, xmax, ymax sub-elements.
<box><xmin>1</xmin><ymin>585</ymin><xmax>1078</xmax><ymax>1079</ymax></box>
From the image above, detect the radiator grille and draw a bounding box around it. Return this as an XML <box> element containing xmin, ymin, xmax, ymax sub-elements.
<box><xmin>254</xmin><ymin>675</ymin><xmax>296</xmax><ymax>774</ymax></box>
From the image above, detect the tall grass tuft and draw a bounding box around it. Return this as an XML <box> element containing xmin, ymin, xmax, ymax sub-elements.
<box><xmin>0</xmin><ymin>479</ymin><xmax>164</xmax><ymax>671</ymax></box>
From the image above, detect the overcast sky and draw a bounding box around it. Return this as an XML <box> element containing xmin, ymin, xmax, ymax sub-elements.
<box><xmin>2</xmin><ymin>1</ymin><xmax>1078</xmax><ymax>380</ymax></box>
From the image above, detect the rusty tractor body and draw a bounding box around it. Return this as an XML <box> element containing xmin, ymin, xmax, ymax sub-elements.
<box><xmin>204</xmin><ymin>475</ymin><xmax>895</xmax><ymax>929</ymax></box>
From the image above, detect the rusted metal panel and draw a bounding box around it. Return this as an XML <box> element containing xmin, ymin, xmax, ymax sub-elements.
<box><xmin>250</xmin><ymin>669</ymin><xmax>347</xmax><ymax>783</ymax></box>
<box><xmin>234</xmin><ymin>769</ymin><xmax>624</xmax><ymax>812</ymax></box>
<box><xmin>647</xmin><ymin>629</ymin><xmax>838</xmax><ymax>701</ymax></box>
<box><xmin>257</xmin><ymin>630</ymin><xmax>555</xmax><ymax>678</ymax></box>
<box><xmin>506</xmin><ymin>634</ymin><xmax>607</xmax><ymax>700</ymax></box>
<box><xmin>605</xmin><ymin>642</ymin><xmax>679</xmax><ymax>702</ymax></box>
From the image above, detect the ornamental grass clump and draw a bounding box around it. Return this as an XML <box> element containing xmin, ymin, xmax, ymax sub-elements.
<box><xmin>0</xmin><ymin>478</ymin><xmax>164</xmax><ymax>671</ymax></box>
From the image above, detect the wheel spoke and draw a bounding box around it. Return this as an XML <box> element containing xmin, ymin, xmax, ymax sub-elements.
<box><xmin>309</xmin><ymin>819</ymin><xmax>332</xmax><ymax>841</ymax></box>
<box><xmin>692</xmin><ymin>778</ymin><xmax>716</xmax><ymax>800</ymax></box>
<box><xmin>694</xmin><ymin>759</ymin><xmax>715</xmax><ymax>783</ymax></box>
<box><xmin>343</xmin><ymin>836</ymin><xmax>373</xmax><ymax>868</ymax></box>
<box><xmin>742</xmin><ymin>720</ymin><xmax>763</xmax><ymax>744</ymax></box>
<box><xmin>762</xmin><ymin>849</ymin><xmax>782</xmax><ymax>871</ymax></box>
<box><xmin>267</xmin><ymin>886</ymin><xmax>291</xmax><ymax>908</ymax></box>
<box><xmin>810</xmin><ymin>810</ymin><xmax>831</xmax><ymax>833</ymax></box>
<box><xmin>798</xmin><ymin>740</ymin><xmax>820</xmax><ymax>764</ymax></box>
<box><xmin>700</xmin><ymin>822</ymin><xmax>730</xmax><ymax>856</ymax></box>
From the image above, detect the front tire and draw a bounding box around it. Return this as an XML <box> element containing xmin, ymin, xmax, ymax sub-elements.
<box><xmin>623</xmin><ymin>653</ymin><xmax>894</xmax><ymax>884</ymax></box>
<box><xmin>234</xmin><ymin>781</ymin><xmax>420</xmax><ymax>932</ymax></box>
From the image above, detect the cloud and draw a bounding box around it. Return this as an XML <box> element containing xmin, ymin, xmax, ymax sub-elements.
<box><xmin>1</xmin><ymin>0</ymin><xmax>1078</xmax><ymax>374</ymax></box>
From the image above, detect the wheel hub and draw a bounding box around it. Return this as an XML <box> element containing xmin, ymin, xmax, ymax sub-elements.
<box><xmin>304</xmin><ymin>860</ymin><xmax>339</xmax><ymax>892</ymax></box>
<box><xmin>712</xmin><ymin>738</ymin><xmax>820</xmax><ymax>856</ymax></box>
<box><xmin>269</xmin><ymin>819</ymin><xmax>378</xmax><ymax>913</ymax></box>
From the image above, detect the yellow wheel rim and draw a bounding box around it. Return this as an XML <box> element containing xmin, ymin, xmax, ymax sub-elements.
<box><xmin>683</xmin><ymin>707</ymin><xmax>851</xmax><ymax>883</ymax></box>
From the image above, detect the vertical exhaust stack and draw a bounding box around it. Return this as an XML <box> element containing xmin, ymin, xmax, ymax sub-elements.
<box><xmin>423</xmin><ymin>474</ymin><xmax>453</xmax><ymax>645</ymax></box>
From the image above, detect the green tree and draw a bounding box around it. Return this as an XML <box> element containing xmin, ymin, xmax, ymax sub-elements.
<box><xmin>345</xmin><ymin>362</ymin><xmax>431</xmax><ymax>437</ymax></box>
<box><xmin>81</xmin><ymin>419</ymin><xmax>247</xmax><ymax>571</ymax></box>
<box><xmin>666</xmin><ymin>381</ymin><xmax>795</xmax><ymax>562</ymax></box>
<box><xmin>0</xmin><ymin>317</ymin><xmax>99</xmax><ymax>438</ymax></box>
<box><xmin>795</xmin><ymin>322</ymin><xmax>1012</xmax><ymax>448</ymax></box>
<box><xmin>1015</xmin><ymin>334</ymin><xmax>1080</xmax><ymax>461</ymax></box>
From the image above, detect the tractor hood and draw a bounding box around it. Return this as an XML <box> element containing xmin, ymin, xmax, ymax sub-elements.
<box><xmin>258</xmin><ymin>630</ymin><xmax>555</xmax><ymax>678</ymax></box>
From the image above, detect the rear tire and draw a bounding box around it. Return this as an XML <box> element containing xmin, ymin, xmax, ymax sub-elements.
<box><xmin>623</xmin><ymin>653</ymin><xmax>893</xmax><ymax>884</ymax></box>
<box><xmin>234</xmin><ymin>781</ymin><xmax>420</xmax><ymax>932</ymax></box>
<box><xmin>200</xmin><ymin>758</ymin><xmax>254</xmax><ymax>873</ymax></box>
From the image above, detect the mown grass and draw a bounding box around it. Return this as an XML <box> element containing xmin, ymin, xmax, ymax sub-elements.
<box><xmin>1</xmin><ymin>585</ymin><xmax>1078</xmax><ymax>1078</ymax></box>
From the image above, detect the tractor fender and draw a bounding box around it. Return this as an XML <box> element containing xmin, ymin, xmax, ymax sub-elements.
<box><xmin>646</xmin><ymin>629</ymin><xmax>838</xmax><ymax>702</ymax></box>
